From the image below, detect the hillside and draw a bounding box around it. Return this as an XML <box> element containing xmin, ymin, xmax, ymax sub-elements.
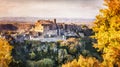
<box><xmin>0</xmin><ymin>22</ymin><xmax>33</xmax><ymax>32</ymax></box>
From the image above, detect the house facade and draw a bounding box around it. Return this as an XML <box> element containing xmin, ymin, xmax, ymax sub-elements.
<box><xmin>33</xmin><ymin>19</ymin><xmax>57</xmax><ymax>33</ymax></box>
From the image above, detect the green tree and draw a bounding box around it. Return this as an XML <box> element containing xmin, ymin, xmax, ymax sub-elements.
<box><xmin>26</xmin><ymin>58</ymin><xmax>54</xmax><ymax>67</ymax></box>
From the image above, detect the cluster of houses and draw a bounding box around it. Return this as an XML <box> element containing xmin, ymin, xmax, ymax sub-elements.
<box><xmin>0</xmin><ymin>19</ymin><xmax>85</xmax><ymax>42</ymax></box>
<box><xmin>28</xmin><ymin>19</ymin><xmax>84</xmax><ymax>42</ymax></box>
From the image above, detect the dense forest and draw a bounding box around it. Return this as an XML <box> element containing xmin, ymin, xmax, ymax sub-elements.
<box><xmin>0</xmin><ymin>0</ymin><xmax>120</xmax><ymax>67</ymax></box>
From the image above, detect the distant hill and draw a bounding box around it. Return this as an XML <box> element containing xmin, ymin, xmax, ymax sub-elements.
<box><xmin>0</xmin><ymin>17</ymin><xmax>94</xmax><ymax>29</ymax></box>
<box><xmin>0</xmin><ymin>17</ymin><xmax>94</xmax><ymax>23</ymax></box>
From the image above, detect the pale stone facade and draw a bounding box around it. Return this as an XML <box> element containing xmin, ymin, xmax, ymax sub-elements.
<box><xmin>33</xmin><ymin>20</ymin><xmax>56</xmax><ymax>33</ymax></box>
<box><xmin>34</xmin><ymin>21</ymin><xmax>44</xmax><ymax>32</ymax></box>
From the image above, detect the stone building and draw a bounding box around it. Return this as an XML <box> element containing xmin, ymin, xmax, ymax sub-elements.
<box><xmin>33</xmin><ymin>19</ymin><xmax>57</xmax><ymax>33</ymax></box>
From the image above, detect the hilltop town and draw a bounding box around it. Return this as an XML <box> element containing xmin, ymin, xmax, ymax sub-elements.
<box><xmin>0</xmin><ymin>18</ymin><xmax>93</xmax><ymax>42</ymax></box>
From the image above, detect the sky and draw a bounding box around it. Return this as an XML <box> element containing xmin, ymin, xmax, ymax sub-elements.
<box><xmin>0</xmin><ymin>0</ymin><xmax>104</xmax><ymax>19</ymax></box>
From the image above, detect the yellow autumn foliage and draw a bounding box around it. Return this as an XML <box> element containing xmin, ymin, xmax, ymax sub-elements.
<box><xmin>93</xmin><ymin>0</ymin><xmax>120</xmax><ymax>66</ymax></box>
<box><xmin>62</xmin><ymin>55</ymin><xmax>100</xmax><ymax>67</ymax></box>
<box><xmin>0</xmin><ymin>38</ymin><xmax>13</xmax><ymax>67</ymax></box>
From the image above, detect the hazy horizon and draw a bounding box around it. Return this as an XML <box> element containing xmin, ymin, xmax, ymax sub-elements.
<box><xmin>0</xmin><ymin>0</ymin><xmax>104</xmax><ymax>19</ymax></box>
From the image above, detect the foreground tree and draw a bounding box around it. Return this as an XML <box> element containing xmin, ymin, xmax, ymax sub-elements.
<box><xmin>0</xmin><ymin>38</ymin><xmax>13</xmax><ymax>67</ymax></box>
<box><xmin>93</xmin><ymin>0</ymin><xmax>120</xmax><ymax>66</ymax></box>
<box><xmin>62</xmin><ymin>55</ymin><xmax>100</xmax><ymax>67</ymax></box>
